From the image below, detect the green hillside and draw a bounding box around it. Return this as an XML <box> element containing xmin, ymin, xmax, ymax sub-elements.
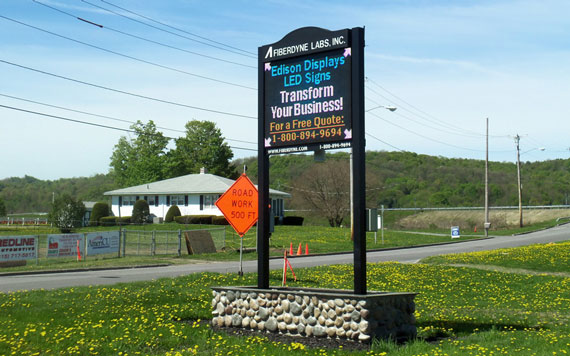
<box><xmin>1</xmin><ymin>151</ymin><xmax>568</xmax><ymax>215</ymax></box>
<box><xmin>239</xmin><ymin>151</ymin><xmax>570</xmax><ymax>209</ymax></box>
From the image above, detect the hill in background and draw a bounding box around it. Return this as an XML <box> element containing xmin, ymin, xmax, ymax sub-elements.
<box><xmin>1</xmin><ymin>151</ymin><xmax>568</xmax><ymax>215</ymax></box>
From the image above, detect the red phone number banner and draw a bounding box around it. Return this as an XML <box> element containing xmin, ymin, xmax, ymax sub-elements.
<box><xmin>0</xmin><ymin>235</ymin><xmax>37</xmax><ymax>261</ymax></box>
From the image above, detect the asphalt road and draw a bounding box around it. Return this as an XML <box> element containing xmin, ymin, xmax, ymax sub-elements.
<box><xmin>1</xmin><ymin>224</ymin><xmax>568</xmax><ymax>293</ymax></box>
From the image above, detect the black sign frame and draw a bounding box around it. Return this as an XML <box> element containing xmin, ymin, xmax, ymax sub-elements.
<box><xmin>260</xmin><ymin>27</ymin><xmax>353</xmax><ymax>155</ymax></box>
<box><xmin>258</xmin><ymin>27</ymin><xmax>367</xmax><ymax>295</ymax></box>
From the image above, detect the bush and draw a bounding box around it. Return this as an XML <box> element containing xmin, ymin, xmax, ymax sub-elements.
<box><xmin>48</xmin><ymin>194</ymin><xmax>86</xmax><ymax>233</ymax></box>
<box><xmin>100</xmin><ymin>216</ymin><xmax>131</xmax><ymax>226</ymax></box>
<box><xmin>212</xmin><ymin>216</ymin><xmax>229</xmax><ymax>225</ymax></box>
<box><xmin>174</xmin><ymin>215</ymin><xmax>215</xmax><ymax>225</ymax></box>
<box><xmin>89</xmin><ymin>202</ymin><xmax>110</xmax><ymax>226</ymax></box>
<box><xmin>131</xmin><ymin>199</ymin><xmax>150</xmax><ymax>224</ymax></box>
<box><xmin>283</xmin><ymin>216</ymin><xmax>304</xmax><ymax>226</ymax></box>
<box><xmin>165</xmin><ymin>205</ymin><xmax>181</xmax><ymax>223</ymax></box>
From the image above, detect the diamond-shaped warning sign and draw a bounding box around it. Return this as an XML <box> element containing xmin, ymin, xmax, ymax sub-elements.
<box><xmin>215</xmin><ymin>174</ymin><xmax>258</xmax><ymax>237</ymax></box>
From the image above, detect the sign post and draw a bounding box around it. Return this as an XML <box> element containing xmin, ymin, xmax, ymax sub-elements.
<box><xmin>259</xmin><ymin>26</ymin><xmax>365</xmax><ymax>293</ymax></box>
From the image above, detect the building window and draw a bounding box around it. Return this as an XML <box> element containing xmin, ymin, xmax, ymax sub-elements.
<box><xmin>148</xmin><ymin>196</ymin><xmax>156</xmax><ymax>206</ymax></box>
<box><xmin>170</xmin><ymin>195</ymin><xmax>185</xmax><ymax>206</ymax></box>
<box><xmin>122</xmin><ymin>196</ymin><xmax>136</xmax><ymax>206</ymax></box>
<box><xmin>203</xmin><ymin>195</ymin><xmax>219</xmax><ymax>209</ymax></box>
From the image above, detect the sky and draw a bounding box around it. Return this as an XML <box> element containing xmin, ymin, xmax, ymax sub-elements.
<box><xmin>1</xmin><ymin>0</ymin><xmax>569</xmax><ymax>180</ymax></box>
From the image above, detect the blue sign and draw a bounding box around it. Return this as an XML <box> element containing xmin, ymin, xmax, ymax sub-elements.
<box><xmin>451</xmin><ymin>226</ymin><xmax>460</xmax><ymax>239</ymax></box>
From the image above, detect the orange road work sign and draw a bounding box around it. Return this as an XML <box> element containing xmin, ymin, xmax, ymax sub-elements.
<box><xmin>215</xmin><ymin>173</ymin><xmax>259</xmax><ymax>237</ymax></box>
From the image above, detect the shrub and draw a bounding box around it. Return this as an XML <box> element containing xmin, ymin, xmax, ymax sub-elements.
<box><xmin>48</xmin><ymin>194</ymin><xmax>86</xmax><ymax>233</ymax></box>
<box><xmin>165</xmin><ymin>205</ymin><xmax>181</xmax><ymax>223</ymax></box>
<box><xmin>89</xmin><ymin>202</ymin><xmax>110</xmax><ymax>226</ymax></box>
<box><xmin>100</xmin><ymin>216</ymin><xmax>131</xmax><ymax>226</ymax></box>
<box><xmin>131</xmin><ymin>199</ymin><xmax>150</xmax><ymax>224</ymax></box>
<box><xmin>212</xmin><ymin>216</ymin><xmax>229</xmax><ymax>225</ymax></box>
<box><xmin>174</xmin><ymin>215</ymin><xmax>215</xmax><ymax>224</ymax></box>
<box><xmin>283</xmin><ymin>216</ymin><xmax>304</xmax><ymax>226</ymax></box>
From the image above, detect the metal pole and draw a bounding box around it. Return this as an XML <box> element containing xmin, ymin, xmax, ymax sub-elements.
<box><xmin>485</xmin><ymin>118</ymin><xmax>489</xmax><ymax>237</ymax></box>
<box><xmin>351</xmin><ymin>27</ymin><xmax>366</xmax><ymax>295</ymax></box>
<box><xmin>350</xmin><ymin>149</ymin><xmax>354</xmax><ymax>241</ymax></box>
<box><xmin>515</xmin><ymin>134</ymin><xmax>523</xmax><ymax>227</ymax></box>
<box><xmin>239</xmin><ymin>236</ymin><xmax>244</xmax><ymax>276</ymax></box>
<box><xmin>257</xmin><ymin>44</ymin><xmax>270</xmax><ymax>289</ymax></box>
<box><xmin>381</xmin><ymin>204</ymin><xmax>384</xmax><ymax>244</ymax></box>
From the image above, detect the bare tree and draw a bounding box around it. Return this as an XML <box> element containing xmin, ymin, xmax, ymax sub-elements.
<box><xmin>292</xmin><ymin>160</ymin><xmax>349</xmax><ymax>227</ymax></box>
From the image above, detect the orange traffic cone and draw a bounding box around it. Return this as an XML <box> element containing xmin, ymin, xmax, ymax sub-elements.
<box><xmin>296</xmin><ymin>242</ymin><xmax>302</xmax><ymax>256</ymax></box>
<box><xmin>289</xmin><ymin>242</ymin><xmax>293</xmax><ymax>255</ymax></box>
<box><xmin>305</xmin><ymin>243</ymin><xmax>309</xmax><ymax>255</ymax></box>
<box><xmin>474</xmin><ymin>226</ymin><xmax>477</xmax><ymax>232</ymax></box>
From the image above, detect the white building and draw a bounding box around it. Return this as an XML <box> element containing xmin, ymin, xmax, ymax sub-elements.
<box><xmin>103</xmin><ymin>170</ymin><xmax>290</xmax><ymax>220</ymax></box>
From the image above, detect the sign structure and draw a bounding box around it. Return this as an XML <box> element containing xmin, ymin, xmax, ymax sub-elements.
<box><xmin>86</xmin><ymin>231</ymin><xmax>120</xmax><ymax>255</ymax></box>
<box><xmin>451</xmin><ymin>226</ymin><xmax>461</xmax><ymax>239</ymax></box>
<box><xmin>47</xmin><ymin>233</ymin><xmax>84</xmax><ymax>258</ymax></box>
<box><xmin>215</xmin><ymin>174</ymin><xmax>259</xmax><ymax>237</ymax></box>
<box><xmin>261</xmin><ymin>27</ymin><xmax>352</xmax><ymax>155</ymax></box>
<box><xmin>0</xmin><ymin>235</ymin><xmax>37</xmax><ymax>261</ymax></box>
<box><xmin>258</xmin><ymin>27</ymin><xmax>366</xmax><ymax>293</ymax></box>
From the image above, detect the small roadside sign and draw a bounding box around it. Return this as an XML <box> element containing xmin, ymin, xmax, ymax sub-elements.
<box><xmin>451</xmin><ymin>226</ymin><xmax>460</xmax><ymax>239</ymax></box>
<box><xmin>215</xmin><ymin>174</ymin><xmax>259</xmax><ymax>237</ymax></box>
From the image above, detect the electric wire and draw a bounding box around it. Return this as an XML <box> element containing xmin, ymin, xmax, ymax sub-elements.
<box><xmin>366</xmin><ymin>77</ymin><xmax>484</xmax><ymax>135</ymax></box>
<box><xmin>0</xmin><ymin>15</ymin><xmax>256</xmax><ymax>90</ymax></box>
<box><xmin>0</xmin><ymin>104</ymin><xmax>257</xmax><ymax>152</ymax></box>
<box><xmin>0</xmin><ymin>93</ymin><xmax>257</xmax><ymax>145</ymax></box>
<box><xmin>367</xmin><ymin>110</ymin><xmax>483</xmax><ymax>152</ymax></box>
<box><xmin>82</xmin><ymin>0</ymin><xmax>256</xmax><ymax>59</ymax></box>
<box><xmin>33</xmin><ymin>0</ymin><xmax>256</xmax><ymax>69</ymax></box>
<box><xmin>0</xmin><ymin>59</ymin><xmax>257</xmax><ymax>120</ymax></box>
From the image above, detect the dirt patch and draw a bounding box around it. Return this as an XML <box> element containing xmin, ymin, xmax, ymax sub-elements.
<box><xmin>396</xmin><ymin>209</ymin><xmax>570</xmax><ymax>230</ymax></box>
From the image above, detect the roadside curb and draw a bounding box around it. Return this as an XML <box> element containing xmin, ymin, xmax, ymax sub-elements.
<box><xmin>0</xmin><ymin>264</ymin><xmax>171</xmax><ymax>277</ymax></box>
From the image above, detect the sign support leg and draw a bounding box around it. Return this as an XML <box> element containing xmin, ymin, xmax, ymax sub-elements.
<box><xmin>351</xmin><ymin>27</ymin><xmax>366</xmax><ymax>295</ymax></box>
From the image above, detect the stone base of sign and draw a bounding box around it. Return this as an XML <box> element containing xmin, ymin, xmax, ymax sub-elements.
<box><xmin>211</xmin><ymin>286</ymin><xmax>416</xmax><ymax>343</ymax></box>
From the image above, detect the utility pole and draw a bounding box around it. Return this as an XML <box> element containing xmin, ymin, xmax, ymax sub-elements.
<box><xmin>515</xmin><ymin>134</ymin><xmax>523</xmax><ymax>228</ymax></box>
<box><xmin>484</xmin><ymin>118</ymin><xmax>489</xmax><ymax>237</ymax></box>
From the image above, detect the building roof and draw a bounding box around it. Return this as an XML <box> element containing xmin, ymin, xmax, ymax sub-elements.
<box><xmin>103</xmin><ymin>173</ymin><xmax>291</xmax><ymax>198</ymax></box>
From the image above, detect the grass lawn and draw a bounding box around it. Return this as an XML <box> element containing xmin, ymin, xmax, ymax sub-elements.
<box><xmin>0</xmin><ymin>224</ymin><xmax>488</xmax><ymax>273</ymax></box>
<box><xmin>421</xmin><ymin>240</ymin><xmax>570</xmax><ymax>274</ymax></box>
<box><xmin>0</xmin><ymin>242</ymin><xmax>568</xmax><ymax>355</ymax></box>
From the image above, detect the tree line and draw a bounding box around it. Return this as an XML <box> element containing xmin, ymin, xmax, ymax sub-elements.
<box><xmin>1</xmin><ymin>121</ymin><xmax>568</xmax><ymax>224</ymax></box>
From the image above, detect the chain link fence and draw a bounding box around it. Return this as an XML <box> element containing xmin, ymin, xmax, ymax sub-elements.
<box><xmin>0</xmin><ymin>227</ymin><xmax>227</xmax><ymax>267</ymax></box>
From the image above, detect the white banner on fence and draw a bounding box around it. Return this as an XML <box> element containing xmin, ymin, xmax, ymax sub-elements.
<box><xmin>86</xmin><ymin>231</ymin><xmax>120</xmax><ymax>255</ymax></box>
<box><xmin>47</xmin><ymin>233</ymin><xmax>84</xmax><ymax>258</ymax></box>
<box><xmin>0</xmin><ymin>235</ymin><xmax>37</xmax><ymax>261</ymax></box>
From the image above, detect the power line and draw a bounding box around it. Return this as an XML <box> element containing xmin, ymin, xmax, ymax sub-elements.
<box><xmin>365</xmin><ymin>132</ymin><xmax>406</xmax><ymax>152</ymax></box>
<box><xmin>0</xmin><ymin>104</ymin><xmax>257</xmax><ymax>152</ymax></box>
<box><xmin>367</xmin><ymin>110</ymin><xmax>483</xmax><ymax>152</ymax></box>
<box><xmin>82</xmin><ymin>0</ymin><xmax>256</xmax><ymax>59</ymax></box>
<box><xmin>33</xmin><ymin>0</ymin><xmax>256</xmax><ymax>69</ymax></box>
<box><xmin>0</xmin><ymin>15</ymin><xmax>256</xmax><ymax>90</ymax></box>
<box><xmin>0</xmin><ymin>59</ymin><xmax>256</xmax><ymax>120</ymax></box>
<box><xmin>0</xmin><ymin>92</ymin><xmax>257</xmax><ymax>145</ymax></box>
<box><xmin>366</xmin><ymin>77</ymin><xmax>510</xmax><ymax>139</ymax></box>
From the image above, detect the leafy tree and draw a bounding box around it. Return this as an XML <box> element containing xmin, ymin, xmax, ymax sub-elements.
<box><xmin>48</xmin><ymin>194</ymin><xmax>86</xmax><ymax>233</ymax></box>
<box><xmin>291</xmin><ymin>160</ymin><xmax>349</xmax><ymax>227</ymax></box>
<box><xmin>89</xmin><ymin>202</ymin><xmax>110</xmax><ymax>226</ymax></box>
<box><xmin>110</xmin><ymin>120</ymin><xmax>169</xmax><ymax>187</ymax></box>
<box><xmin>131</xmin><ymin>199</ymin><xmax>150</xmax><ymax>224</ymax></box>
<box><xmin>165</xmin><ymin>205</ymin><xmax>181</xmax><ymax>223</ymax></box>
<box><xmin>0</xmin><ymin>198</ymin><xmax>6</xmax><ymax>217</ymax></box>
<box><xmin>167</xmin><ymin>120</ymin><xmax>236</xmax><ymax>178</ymax></box>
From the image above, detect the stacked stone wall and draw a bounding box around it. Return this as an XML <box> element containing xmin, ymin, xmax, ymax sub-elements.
<box><xmin>211</xmin><ymin>287</ymin><xmax>416</xmax><ymax>342</ymax></box>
